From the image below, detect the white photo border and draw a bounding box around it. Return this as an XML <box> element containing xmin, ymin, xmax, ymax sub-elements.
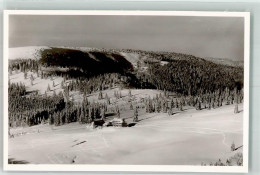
<box><xmin>3</xmin><ymin>10</ymin><xmax>250</xmax><ymax>173</ymax></box>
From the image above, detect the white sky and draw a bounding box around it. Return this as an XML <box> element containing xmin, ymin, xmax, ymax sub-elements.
<box><xmin>9</xmin><ymin>15</ymin><xmax>244</xmax><ymax>61</ymax></box>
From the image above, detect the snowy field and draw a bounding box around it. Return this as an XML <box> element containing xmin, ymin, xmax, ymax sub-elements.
<box><xmin>8</xmin><ymin>104</ymin><xmax>243</xmax><ymax>165</ymax></box>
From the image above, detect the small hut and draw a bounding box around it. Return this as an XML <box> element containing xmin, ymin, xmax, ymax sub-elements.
<box><xmin>93</xmin><ymin>119</ymin><xmax>105</xmax><ymax>127</ymax></box>
<box><xmin>111</xmin><ymin>118</ymin><xmax>127</xmax><ymax>127</ymax></box>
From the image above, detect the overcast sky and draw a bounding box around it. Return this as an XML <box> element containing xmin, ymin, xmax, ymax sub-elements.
<box><xmin>9</xmin><ymin>15</ymin><xmax>244</xmax><ymax>61</ymax></box>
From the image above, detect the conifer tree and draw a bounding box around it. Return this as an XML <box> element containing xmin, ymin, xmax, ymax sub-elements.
<box><xmin>157</xmin><ymin>100</ymin><xmax>161</xmax><ymax>113</ymax></box>
<box><xmin>234</xmin><ymin>89</ymin><xmax>239</xmax><ymax>114</ymax></box>
<box><xmin>133</xmin><ymin>107</ymin><xmax>138</xmax><ymax>122</ymax></box>
<box><xmin>128</xmin><ymin>89</ymin><xmax>132</xmax><ymax>97</ymax></box>
<box><xmin>208</xmin><ymin>101</ymin><xmax>211</xmax><ymax>110</ymax></box>
<box><xmin>212</xmin><ymin>100</ymin><xmax>215</xmax><ymax>109</ymax></box>
<box><xmin>196</xmin><ymin>100</ymin><xmax>202</xmax><ymax>110</ymax></box>
<box><xmin>226</xmin><ymin>159</ymin><xmax>231</xmax><ymax>166</ymax></box>
<box><xmin>137</xmin><ymin>60</ymin><xmax>141</xmax><ymax>70</ymax></box>
<box><xmin>167</xmin><ymin>108</ymin><xmax>172</xmax><ymax>116</ymax></box>
<box><xmin>114</xmin><ymin>91</ymin><xmax>118</xmax><ymax>99</ymax></box>
<box><xmin>41</xmin><ymin>71</ymin><xmax>43</xmax><ymax>79</ymax></box>
<box><xmin>171</xmin><ymin>98</ymin><xmax>175</xmax><ymax>109</ymax></box>
<box><xmin>164</xmin><ymin>89</ymin><xmax>167</xmax><ymax>97</ymax></box>
<box><xmin>30</xmin><ymin>74</ymin><xmax>34</xmax><ymax>81</ymax></box>
<box><xmin>179</xmin><ymin>100</ymin><xmax>183</xmax><ymax>111</ymax></box>
<box><xmin>231</xmin><ymin>142</ymin><xmax>236</xmax><ymax>151</ymax></box>
<box><xmin>61</xmin><ymin>80</ymin><xmax>64</xmax><ymax>89</ymax></box>
<box><xmin>48</xmin><ymin>114</ymin><xmax>54</xmax><ymax>125</ymax></box>
<box><xmin>59</xmin><ymin>112</ymin><xmax>63</xmax><ymax>125</ymax></box>
<box><xmin>156</xmin><ymin>94</ymin><xmax>159</xmax><ymax>101</ymax></box>
<box><xmin>47</xmin><ymin>84</ymin><xmax>51</xmax><ymax>92</ymax></box>
<box><xmin>204</xmin><ymin>102</ymin><xmax>207</xmax><ymax>109</ymax></box>
<box><xmin>64</xmin><ymin>111</ymin><xmax>69</xmax><ymax>124</ymax></box>
<box><xmin>146</xmin><ymin>101</ymin><xmax>149</xmax><ymax>113</ymax></box>
<box><xmin>109</xmin><ymin>81</ymin><xmax>112</xmax><ymax>89</ymax></box>
<box><xmin>98</xmin><ymin>91</ymin><xmax>103</xmax><ymax>100</ymax></box>
<box><xmin>130</xmin><ymin>102</ymin><xmax>133</xmax><ymax>110</ymax></box>
<box><xmin>159</xmin><ymin>93</ymin><xmax>163</xmax><ymax>99</ymax></box>
<box><xmin>89</xmin><ymin>105</ymin><xmax>93</xmax><ymax>122</ymax></box>
<box><xmin>234</xmin><ymin>103</ymin><xmax>239</xmax><ymax>114</ymax></box>
<box><xmin>101</xmin><ymin>108</ymin><xmax>105</xmax><ymax>120</ymax></box>
<box><xmin>24</xmin><ymin>72</ymin><xmax>27</xmax><ymax>79</ymax></box>
<box><xmin>116</xmin><ymin>106</ymin><xmax>120</xmax><ymax>118</ymax></box>
<box><xmin>162</xmin><ymin>100</ymin><xmax>167</xmax><ymax>113</ymax></box>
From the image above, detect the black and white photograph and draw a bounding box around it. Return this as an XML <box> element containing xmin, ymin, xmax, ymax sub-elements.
<box><xmin>3</xmin><ymin>11</ymin><xmax>250</xmax><ymax>172</ymax></box>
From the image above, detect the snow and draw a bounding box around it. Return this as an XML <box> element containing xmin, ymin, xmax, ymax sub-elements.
<box><xmin>8</xmin><ymin>47</ymin><xmax>243</xmax><ymax>165</ymax></box>
<box><xmin>74</xmin><ymin>88</ymin><xmax>163</xmax><ymax>102</ymax></box>
<box><xmin>9</xmin><ymin>71</ymin><xmax>65</xmax><ymax>96</ymax></box>
<box><xmin>8</xmin><ymin>46</ymin><xmax>95</xmax><ymax>60</ymax></box>
<box><xmin>8</xmin><ymin>70</ymin><xmax>164</xmax><ymax>111</ymax></box>
<box><xmin>8</xmin><ymin>47</ymin><xmax>141</xmax><ymax>64</ymax></box>
<box><xmin>9</xmin><ymin>104</ymin><xmax>243</xmax><ymax>165</ymax></box>
<box><xmin>120</xmin><ymin>52</ymin><xmax>140</xmax><ymax>66</ymax></box>
<box><xmin>160</xmin><ymin>61</ymin><xmax>169</xmax><ymax>66</ymax></box>
<box><xmin>9</xmin><ymin>46</ymin><xmax>50</xmax><ymax>60</ymax></box>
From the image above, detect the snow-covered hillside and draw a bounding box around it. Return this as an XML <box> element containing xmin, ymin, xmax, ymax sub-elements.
<box><xmin>9</xmin><ymin>46</ymin><xmax>243</xmax><ymax>69</ymax></box>
<box><xmin>120</xmin><ymin>52</ymin><xmax>141</xmax><ymax>66</ymax></box>
<box><xmin>9</xmin><ymin>46</ymin><xmax>50</xmax><ymax>60</ymax></box>
<box><xmin>8</xmin><ymin>46</ymin><xmax>143</xmax><ymax>67</ymax></box>
<box><xmin>9</xmin><ymin>104</ymin><xmax>243</xmax><ymax>165</ymax></box>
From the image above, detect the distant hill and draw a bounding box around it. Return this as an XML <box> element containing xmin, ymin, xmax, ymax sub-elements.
<box><xmin>9</xmin><ymin>46</ymin><xmax>243</xmax><ymax>68</ymax></box>
<box><xmin>203</xmin><ymin>57</ymin><xmax>244</xmax><ymax>67</ymax></box>
<box><xmin>9</xmin><ymin>47</ymin><xmax>134</xmax><ymax>77</ymax></box>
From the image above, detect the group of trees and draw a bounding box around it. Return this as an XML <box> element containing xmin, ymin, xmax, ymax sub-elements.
<box><xmin>201</xmin><ymin>152</ymin><xmax>243</xmax><ymax>166</ymax></box>
<box><xmin>8</xmin><ymin>47</ymin><xmax>244</xmax><ymax>128</ymax></box>
<box><xmin>9</xmin><ymin>82</ymin><xmax>65</xmax><ymax>127</ymax></box>
<box><xmin>8</xmin><ymin>80</ymin><xmax>112</xmax><ymax>127</ymax></box>
<box><xmin>66</xmin><ymin>73</ymin><xmax>122</xmax><ymax>94</ymax></box>
<box><xmin>144</xmin><ymin>86</ymin><xmax>242</xmax><ymax>115</ymax></box>
<box><xmin>9</xmin><ymin>59</ymin><xmax>39</xmax><ymax>74</ymax></box>
<box><xmin>49</xmin><ymin>101</ymin><xmax>106</xmax><ymax>126</ymax></box>
<box><xmin>145</xmin><ymin>59</ymin><xmax>243</xmax><ymax>96</ymax></box>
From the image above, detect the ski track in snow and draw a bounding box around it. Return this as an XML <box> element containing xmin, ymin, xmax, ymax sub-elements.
<box><xmin>9</xmin><ymin>103</ymin><xmax>243</xmax><ymax>164</ymax></box>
